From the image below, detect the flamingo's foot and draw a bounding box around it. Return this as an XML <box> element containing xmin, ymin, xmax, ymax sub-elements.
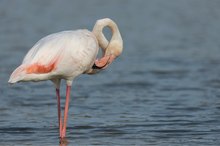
<box><xmin>59</xmin><ymin>137</ymin><xmax>68</xmax><ymax>145</ymax></box>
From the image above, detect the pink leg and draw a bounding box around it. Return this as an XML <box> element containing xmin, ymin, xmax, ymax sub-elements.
<box><xmin>61</xmin><ymin>85</ymin><xmax>71</xmax><ymax>138</ymax></box>
<box><xmin>56</xmin><ymin>88</ymin><xmax>62</xmax><ymax>138</ymax></box>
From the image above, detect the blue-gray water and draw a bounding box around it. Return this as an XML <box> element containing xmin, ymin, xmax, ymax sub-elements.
<box><xmin>1</xmin><ymin>0</ymin><xmax>220</xmax><ymax>145</ymax></box>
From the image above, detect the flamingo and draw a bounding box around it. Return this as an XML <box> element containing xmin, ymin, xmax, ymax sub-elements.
<box><xmin>8</xmin><ymin>18</ymin><xmax>123</xmax><ymax>141</ymax></box>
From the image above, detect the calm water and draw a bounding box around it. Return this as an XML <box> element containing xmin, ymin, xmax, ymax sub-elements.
<box><xmin>1</xmin><ymin>0</ymin><xmax>220</xmax><ymax>145</ymax></box>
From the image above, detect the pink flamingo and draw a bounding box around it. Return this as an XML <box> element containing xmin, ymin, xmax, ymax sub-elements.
<box><xmin>8</xmin><ymin>18</ymin><xmax>123</xmax><ymax>141</ymax></box>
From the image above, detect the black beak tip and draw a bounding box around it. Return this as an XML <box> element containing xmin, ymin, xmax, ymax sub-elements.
<box><xmin>92</xmin><ymin>64</ymin><xmax>102</xmax><ymax>69</ymax></box>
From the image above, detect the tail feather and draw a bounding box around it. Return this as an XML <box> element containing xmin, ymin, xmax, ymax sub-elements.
<box><xmin>8</xmin><ymin>65</ymin><xmax>26</xmax><ymax>84</ymax></box>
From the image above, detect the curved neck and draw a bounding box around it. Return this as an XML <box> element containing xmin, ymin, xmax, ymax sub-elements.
<box><xmin>92</xmin><ymin>18</ymin><xmax>123</xmax><ymax>56</ymax></box>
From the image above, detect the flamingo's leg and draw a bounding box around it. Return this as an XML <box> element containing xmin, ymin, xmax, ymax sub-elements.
<box><xmin>61</xmin><ymin>85</ymin><xmax>71</xmax><ymax>139</ymax></box>
<box><xmin>56</xmin><ymin>88</ymin><xmax>63</xmax><ymax>138</ymax></box>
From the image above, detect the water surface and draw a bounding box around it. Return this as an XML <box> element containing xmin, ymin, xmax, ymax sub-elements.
<box><xmin>1</xmin><ymin>0</ymin><xmax>220</xmax><ymax>145</ymax></box>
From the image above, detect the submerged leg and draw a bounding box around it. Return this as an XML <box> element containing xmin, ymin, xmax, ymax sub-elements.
<box><xmin>56</xmin><ymin>88</ymin><xmax>63</xmax><ymax>138</ymax></box>
<box><xmin>61</xmin><ymin>85</ymin><xmax>71</xmax><ymax>139</ymax></box>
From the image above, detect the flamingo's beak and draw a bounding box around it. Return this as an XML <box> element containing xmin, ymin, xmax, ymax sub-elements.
<box><xmin>92</xmin><ymin>54</ymin><xmax>116</xmax><ymax>70</ymax></box>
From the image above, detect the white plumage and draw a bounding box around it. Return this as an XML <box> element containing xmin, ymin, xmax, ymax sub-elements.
<box><xmin>9</xmin><ymin>30</ymin><xmax>98</xmax><ymax>84</ymax></box>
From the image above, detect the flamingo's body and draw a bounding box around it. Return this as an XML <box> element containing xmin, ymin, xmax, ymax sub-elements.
<box><xmin>9</xmin><ymin>30</ymin><xmax>98</xmax><ymax>85</ymax></box>
<box><xmin>8</xmin><ymin>18</ymin><xmax>123</xmax><ymax>141</ymax></box>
